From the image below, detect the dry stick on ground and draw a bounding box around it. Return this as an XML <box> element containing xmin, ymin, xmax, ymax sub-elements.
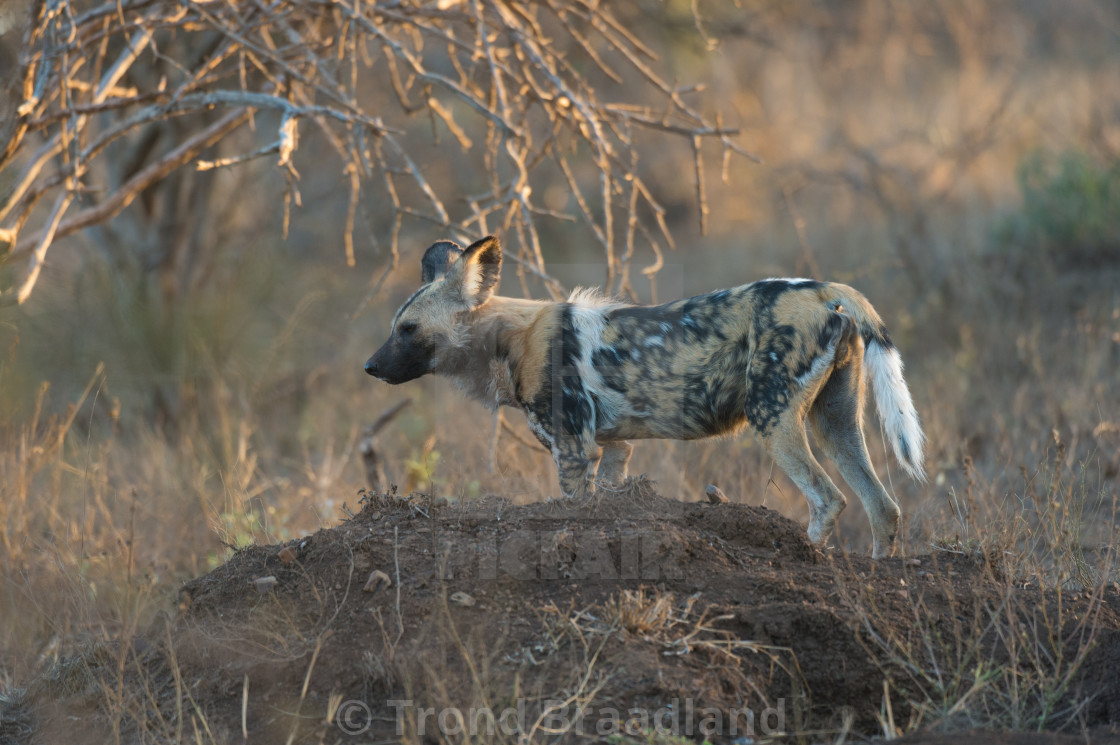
<box><xmin>393</xmin><ymin>525</ymin><xmax>403</xmax><ymax>643</ymax></box>
<box><xmin>523</xmin><ymin>610</ymin><xmax>613</xmax><ymax>741</ymax></box>
<box><xmin>500</xmin><ymin>412</ymin><xmax>549</xmax><ymax>453</ymax></box>
<box><xmin>240</xmin><ymin>674</ymin><xmax>249</xmax><ymax>741</ymax></box>
<box><xmin>284</xmin><ymin>632</ymin><xmax>329</xmax><ymax>745</ymax></box>
<box><xmin>359</xmin><ymin>398</ymin><xmax>412</xmax><ymax>492</ymax></box>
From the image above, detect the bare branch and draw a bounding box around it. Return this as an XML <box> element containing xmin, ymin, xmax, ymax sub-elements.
<box><xmin>0</xmin><ymin>0</ymin><xmax>752</xmax><ymax>303</ymax></box>
<box><xmin>11</xmin><ymin>109</ymin><xmax>249</xmax><ymax>259</ymax></box>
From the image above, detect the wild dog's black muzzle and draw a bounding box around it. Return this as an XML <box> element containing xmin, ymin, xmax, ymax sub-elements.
<box><xmin>364</xmin><ymin>336</ymin><xmax>434</xmax><ymax>384</ymax></box>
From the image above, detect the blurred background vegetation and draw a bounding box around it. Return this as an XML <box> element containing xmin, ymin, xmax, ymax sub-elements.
<box><xmin>1</xmin><ymin>0</ymin><xmax>1118</xmax><ymax>685</ymax></box>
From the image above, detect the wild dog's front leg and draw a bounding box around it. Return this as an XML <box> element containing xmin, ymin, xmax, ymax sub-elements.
<box><xmin>554</xmin><ymin>436</ymin><xmax>602</xmax><ymax>500</ymax></box>
<box><xmin>525</xmin><ymin>411</ymin><xmax>599</xmax><ymax>498</ymax></box>
<box><xmin>596</xmin><ymin>441</ymin><xmax>633</xmax><ymax>486</ymax></box>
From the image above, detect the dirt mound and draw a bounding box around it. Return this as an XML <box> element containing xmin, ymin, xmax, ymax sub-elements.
<box><xmin>12</xmin><ymin>485</ymin><xmax>1120</xmax><ymax>744</ymax></box>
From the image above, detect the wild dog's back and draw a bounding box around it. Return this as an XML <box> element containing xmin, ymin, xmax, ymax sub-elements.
<box><xmin>588</xmin><ymin>287</ymin><xmax>752</xmax><ymax>440</ymax></box>
<box><xmin>581</xmin><ymin>280</ymin><xmax>868</xmax><ymax>442</ymax></box>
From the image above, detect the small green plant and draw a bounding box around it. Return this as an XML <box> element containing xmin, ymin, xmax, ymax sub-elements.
<box><xmin>404</xmin><ymin>437</ymin><xmax>442</xmax><ymax>493</ymax></box>
<box><xmin>996</xmin><ymin>149</ymin><xmax>1120</xmax><ymax>265</ymax></box>
<box><xmin>211</xmin><ymin>503</ymin><xmax>290</xmax><ymax>552</ymax></box>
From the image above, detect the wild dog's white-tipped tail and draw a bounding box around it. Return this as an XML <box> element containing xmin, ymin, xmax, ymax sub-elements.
<box><xmin>864</xmin><ymin>340</ymin><xmax>926</xmax><ymax>481</ymax></box>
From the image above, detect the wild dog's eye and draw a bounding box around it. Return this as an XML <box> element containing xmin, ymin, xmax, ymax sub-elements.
<box><xmin>398</xmin><ymin>321</ymin><xmax>418</xmax><ymax>336</ymax></box>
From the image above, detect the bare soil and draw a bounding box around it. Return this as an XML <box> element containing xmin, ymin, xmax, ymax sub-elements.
<box><xmin>9</xmin><ymin>483</ymin><xmax>1120</xmax><ymax>744</ymax></box>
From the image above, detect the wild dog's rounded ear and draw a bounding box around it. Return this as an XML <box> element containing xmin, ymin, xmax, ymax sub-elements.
<box><xmin>448</xmin><ymin>235</ymin><xmax>502</xmax><ymax>308</ymax></box>
<box><xmin>420</xmin><ymin>240</ymin><xmax>464</xmax><ymax>284</ymax></box>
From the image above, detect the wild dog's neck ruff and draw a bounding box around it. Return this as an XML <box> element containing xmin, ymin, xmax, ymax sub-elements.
<box><xmin>437</xmin><ymin>296</ymin><xmax>551</xmax><ymax>409</ymax></box>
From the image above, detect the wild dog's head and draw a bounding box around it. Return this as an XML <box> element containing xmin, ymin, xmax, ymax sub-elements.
<box><xmin>364</xmin><ymin>236</ymin><xmax>502</xmax><ymax>383</ymax></box>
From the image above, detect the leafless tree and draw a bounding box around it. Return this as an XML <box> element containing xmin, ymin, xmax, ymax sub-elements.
<box><xmin>0</xmin><ymin>0</ymin><xmax>754</xmax><ymax>307</ymax></box>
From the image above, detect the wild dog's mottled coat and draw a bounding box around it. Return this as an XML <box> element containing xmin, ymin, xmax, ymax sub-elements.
<box><xmin>365</xmin><ymin>236</ymin><xmax>926</xmax><ymax>557</ymax></box>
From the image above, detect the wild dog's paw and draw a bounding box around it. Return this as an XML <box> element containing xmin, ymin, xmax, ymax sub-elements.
<box><xmin>806</xmin><ymin>500</ymin><xmax>845</xmax><ymax>549</ymax></box>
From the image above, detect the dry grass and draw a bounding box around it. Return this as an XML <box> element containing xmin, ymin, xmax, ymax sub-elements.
<box><xmin>843</xmin><ymin>547</ymin><xmax>1113</xmax><ymax>735</ymax></box>
<box><xmin>602</xmin><ymin>588</ymin><xmax>679</xmax><ymax>636</ymax></box>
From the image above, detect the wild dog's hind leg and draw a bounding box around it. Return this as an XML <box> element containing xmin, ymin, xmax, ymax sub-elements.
<box><xmin>748</xmin><ymin>312</ymin><xmax>850</xmax><ymax>549</ymax></box>
<box><xmin>809</xmin><ymin>320</ymin><xmax>901</xmax><ymax>558</ymax></box>
<box><xmin>596</xmin><ymin>441</ymin><xmax>633</xmax><ymax>486</ymax></box>
<box><xmin>763</xmin><ymin>414</ymin><xmax>849</xmax><ymax>549</ymax></box>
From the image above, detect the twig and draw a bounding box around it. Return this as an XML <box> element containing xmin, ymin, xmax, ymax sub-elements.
<box><xmin>6</xmin><ymin>191</ymin><xmax>72</xmax><ymax>305</ymax></box>
<box><xmin>196</xmin><ymin>141</ymin><xmax>280</xmax><ymax>171</ymax></box>
<box><xmin>501</xmin><ymin>415</ymin><xmax>549</xmax><ymax>453</ymax></box>
<box><xmin>782</xmin><ymin>183</ymin><xmax>821</xmax><ymax>280</ymax></box>
<box><xmin>487</xmin><ymin>409</ymin><xmax>501</xmax><ymax>473</ymax></box>
<box><xmin>241</xmin><ymin>674</ymin><xmax>249</xmax><ymax>740</ymax></box>
<box><xmin>393</xmin><ymin>525</ymin><xmax>403</xmax><ymax>644</ymax></box>
<box><xmin>284</xmin><ymin>633</ymin><xmax>328</xmax><ymax>745</ymax></box>
<box><xmin>360</xmin><ymin>399</ymin><xmax>412</xmax><ymax>491</ymax></box>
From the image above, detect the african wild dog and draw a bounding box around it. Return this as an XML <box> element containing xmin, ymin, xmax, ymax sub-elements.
<box><xmin>365</xmin><ymin>236</ymin><xmax>925</xmax><ymax>558</ymax></box>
